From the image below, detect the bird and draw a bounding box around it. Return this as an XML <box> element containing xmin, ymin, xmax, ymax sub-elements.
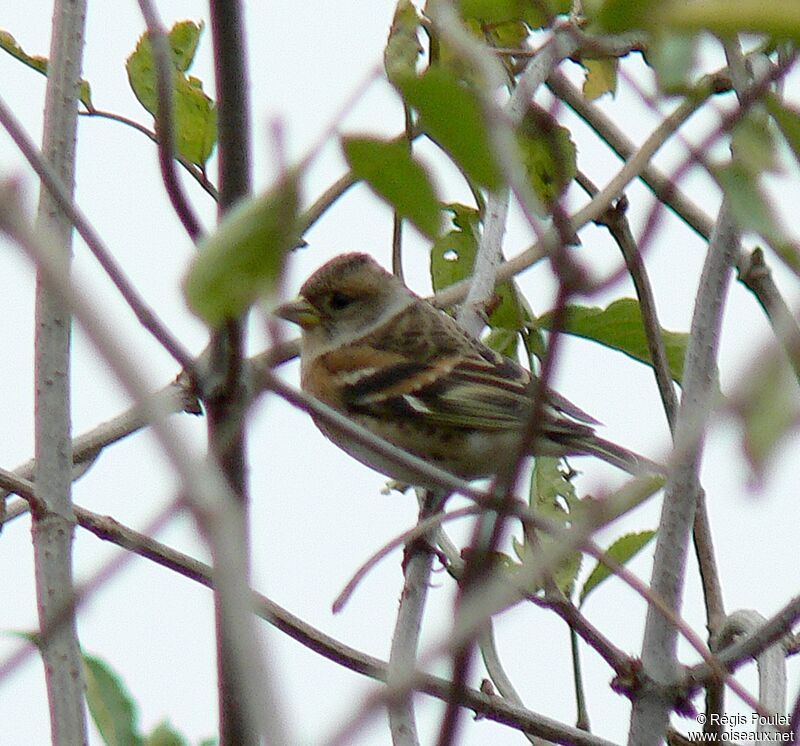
<box><xmin>274</xmin><ymin>252</ymin><xmax>661</xmax><ymax>487</ymax></box>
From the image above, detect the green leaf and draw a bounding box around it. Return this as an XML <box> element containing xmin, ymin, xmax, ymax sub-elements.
<box><xmin>184</xmin><ymin>174</ymin><xmax>300</xmax><ymax>326</ymax></box>
<box><xmin>126</xmin><ymin>21</ymin><xmax>217</xmax><ymax>165</ymax></box>
<box><xmin>662</xmin><ymin>0</ymin><xmax>800</xmax><ymax>42</ymax></box>
<box><xmin>516</xmin><ymin>105</ymin><xmax>576</xmax><ymax>209</ymax></box>
<box><xmin>430</xmin><ymin>204</ymin><xmax>524</xmax><ymax>331</ymax></box>
<box><xmin>458</xmin><ymin>0</ymin><xmax>571</xmax><ymax>28</ymax></box>
<box><xmin>384</xmin><ymin>0</ymin><xmax>423</xmax><ymax>85</ymax></box>
<box><xmin>646</xmin><ymin>32</ymin><xmax>698</xmax><ymax>93</ymax></box>
<box><xmin>731</xmin><ymin>113</ymin><xmax>778</xmax><ymax>174</ymax></box>
<box><xmin>512</xmin><ymin>457</ymin><xmax>582</xmax><ymax>595</ymax></box>
<box><xmin>591</xmin><ymin>0</ymin><xmax>656</xmax><ymax>32</ymax></box>
<box><xmin>714</xmin><ymin>163</ymin><xmax>797</xmax><ymax>270</ymax></box>
<box><xmin>579</xmin><ymin>530</ymin><xmax>656</xmax><ymax>605</ymax></box>
<box><xmin>735</xmin><ymin>355</ymin><xmax>800</xmax><ymax>478</ymax></box>
<box><xmin>582</xmin><ymin>58</ymin><xmax>618</xmax><ymax>100</ymax></box>
<box><xmin>342</xmin><ymin>137</ymin><xmax>441</xmax><ymax>239</ymax></box>
<box><xmin>482</xmin><ymin>327</ymin><xmax>519</xmax><ymax>358</ymax></box>
<box><xmin>538</xmin><ymin>299</ymin><xmax>687</xmax><ymax>383</ymax></box>
<box><xmin>168</xmin><ymin>20</ymin><xmax>202</xmax><ymax>72</ymax></box>
<box><xmin>83</xmin><ymin>654</ymin><xmax>143</xmax><ymax>746</ymax></box>
<box><xmin>398</xmin><ymin>66</ymin><xmax>501</xmax><ymax>189</ymax></box>
<box><xmin>0</xmin><ymin>30</ymin><xmax>93</xmax><ymax>107</ymax></box>
<box><xmin>143</xmin><ymin>722</ymin><xmax>188</xmax><ymax>746</ymax></box>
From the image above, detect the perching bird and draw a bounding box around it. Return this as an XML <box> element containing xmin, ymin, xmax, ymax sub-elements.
<box><xmin>275</xmin><ymin>253</ymin><xmax>660</xmax><ymax>486</ymax></box>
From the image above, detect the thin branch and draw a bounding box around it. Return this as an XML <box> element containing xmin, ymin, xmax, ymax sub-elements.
<box><xmin>689</xmin><ymin>596</ymin><xmax>800</xmax><ymax>687</ymax></box>
<box><xmin>531</xmin><ymin>594</ymin><xmax>632</xmax><ymax>678</ymax></box>
<box><xmin>716</xmin><ymin>610</ymin><xmax>787</xmax><ymax>729</ymax></box>
<box><xmin>333</xmin><ymin>505</ymin><xmax>479</xmax><ymax>614</ymax></box>
<box><xmin>135</xmin><ymin>0</ymin><xmax>203</xmax><ymax>240</ymax></box>
<box><xmin>388</xmin><ymin>491</ymin><xmax>442</xmax><ymax>745</ymax></box>
<box><xmin>737</xmin><ymin>247</ymin><xmax>800</xmax><ymax>385</ymax></box>
<box><xmin>546</xmin><ymin>69</ymin><xmax>715</xmax><ymax>241</ymax></box>
<box><xmin>0</xmin><ymin>93</ymin><xmax>197</xmax><ymax>374</ymax></box>
<box><xmin>1</xmin><ymin>484</ymin><xmax>623</xmax><ymax>746</ymax></box>
<box><xmin>0</xmin><ymin>178</ymin><xmax>266</xmax><ymax>742</ymax></box>
<box><xmin>79</xmin><ymin>109</ymin><xmax>219</xmax><ymax>199</ymax></box>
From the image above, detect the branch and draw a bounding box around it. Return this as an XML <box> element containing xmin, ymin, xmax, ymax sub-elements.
<box><xmin>628</xmin><ymin>201</ymin><xmax>740</xmax><ymax>744</ymax></box>
<box><xmin>79</xmin><ymin>108</ymin><xmax>219</xmax><ymax>199</ymax></box>
<box><xmin>32</xmin><ymin>0</ymin><xmax>89</xmax><ymax>742</ymax></box>
<box><xmin>388</xmin><ymin>491</ymin><xmax>442</xmax><ymax>745</ymax></box>
<box><xmin>135</xmin><ymin>0</ymin><xmax>203</xmax><ymax>240</ymax></box>
<box><xmin>0</xmin><ymin>93</ymin><xmax>196</xmax><ymax>373</ymax></box>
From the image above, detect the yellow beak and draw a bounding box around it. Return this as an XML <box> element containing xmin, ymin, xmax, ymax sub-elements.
<box><xmin>274</xmin><ymin>296</ymin><xmax>321</xmax><ymax>329</ymax></box>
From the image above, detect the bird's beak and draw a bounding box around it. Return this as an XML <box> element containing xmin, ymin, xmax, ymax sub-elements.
<box><xmin>274</xmin><ymin>296</ymin><xmax>321</xmax><ymax>329</ymax></box>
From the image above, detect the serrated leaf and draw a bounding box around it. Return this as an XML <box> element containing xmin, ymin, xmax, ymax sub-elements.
<box><xmin>143</xmin><ymin>721</ymin><xmax>188</xmax><ymax>746</ymax></box>
<box><xmin>579</xmin><ymin>530</ymin><xmax>656</xmax><ymax>605</ymax></box>
<box><xmin>398</xmin><ymin>66</ymin><xmax>501</xmax><ymax>189</ymax></box>
<box><xmin>126</xmin><ymin>21</ymin><xmax>216</xmax><ymax>165</ymax></box>
<box><xmin>342</xmin><ymin>136</ymin><xmax>441</xmax><ymax>239</ymax></box>
<box><xmin>538</xmin><ymin>299</ymin><xmax>687</xmax><ymax>383</ymax></box>
<box><xmin>430</xmin><ymin>204</ymin><xmax>524</xmax><ymax>331</ymax></box>
<box><xmin>516</xmin><ymin>105</ymin><xmax>576</xmax><ymax>209</ymax></box>
<box><xmin>662</xmin><ymin>0</ymin><xmax>800</xmax><ymax>42</ymax></box>
<box><xmin>384</xmin><ymin>0</ymin><xmax>423</xmax><ymax>85</ymax></box>
<box><xmin>0</xmin><ymin>30</ymin><xmax>93</xmax><ymax>107</ymax></box>
<box><xmin>582</xmin><ymin>58</ymin><xmax>618</xmax><ymax>100</ymax></box>
<box><xmin>168</xmin><ymin>20</ymin><xmax>202</xmax><ymax>72</ymax></box>
<box><xmin>83</xmin><ymin>654</ymin><xmax>143</xmax><ymax>746</ymax></box>
<box><xmin>184</xmin><ymin>175</ymin><xmax>300</xmax><ymax>326</ymax></box>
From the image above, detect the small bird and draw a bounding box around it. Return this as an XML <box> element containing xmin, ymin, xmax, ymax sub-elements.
<box><xmin>275</xmin><ymin>253</ymin><xmax>660</xmax><ymax>487</ymax></box>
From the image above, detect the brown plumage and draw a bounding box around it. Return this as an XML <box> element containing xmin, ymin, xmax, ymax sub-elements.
<box><xmin>276</xmin><ymin>253</ymin><xmax>661</xmax><ymax>485</ymax></box>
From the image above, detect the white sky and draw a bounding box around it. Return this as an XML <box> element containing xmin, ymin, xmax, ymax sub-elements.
<box><xmin>1</xmin><ymin>2</ymin><xmax>798</xmax><ymax>745</ymax></box>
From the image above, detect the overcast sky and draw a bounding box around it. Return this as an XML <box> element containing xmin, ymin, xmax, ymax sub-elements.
<box><xmin>1</xmin><ymin>3</ymin><xmax>798</xmax><ymax>745</ymax></box>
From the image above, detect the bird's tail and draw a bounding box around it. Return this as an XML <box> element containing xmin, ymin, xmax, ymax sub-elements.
<box><xmin>566</xmin><ymin>434</ymin><xmax>666</xmax><ymax>476</ymax></box>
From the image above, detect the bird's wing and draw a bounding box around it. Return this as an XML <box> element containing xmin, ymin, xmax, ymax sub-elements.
<box><xmin>328</xmin><ymin>301</ymin><xmax>599</xmax><ymax>435</ymax></box>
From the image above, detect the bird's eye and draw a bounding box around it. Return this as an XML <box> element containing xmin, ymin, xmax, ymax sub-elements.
<box><xmin>329</xmin><ymin>291</ymin><xmax>354</xmax><ymax>311</ymax></box>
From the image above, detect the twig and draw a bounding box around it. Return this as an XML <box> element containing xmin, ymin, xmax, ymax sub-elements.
<box><xmin>546</xmin><ymin>69</ymin><xmax>714</xmax><ymax>241</ymax></box>
<box><xmin>135</xmin><ymin>0</ymin><xmax>203</xmax><ymax>240</ymax></box>
<box><xmin>689</xmin><ymin>596</ymin><xmax>800</xmax><ymax>687</ymax></box>
<box><xmin>592</xmin><ymin>188</ymin><xmax>726</xmax><ymax>641</ymax></box>
<box><xmin>737</xmin><ymin>247</ymin><xmax>800</xmax><ymax>385</ymax></box>
<box><xmin>333</xmin><ymin>505</ymin><xmax>479</xmax><ymax>614</ymax></box>
<box><xmin>716</xmin><ymin>610</ymin><xmax>787</xmax><ymax>733</ymax></box>
<box><xmin>0</xmin><ymin>93</ymin><xmax>197</xmax><ymax>374</ymax></box>
<box><xmin>388</xmin><ymin>491</ymin><xmax>442</xmax><ymax>745</ymax></box>
<box><xmin>79</xmin><ymin>108</ymin><xmax>219</xmax><ymax>199</ymax></box>
<box><xmin>0</xmin><ymin>177</ymin><xmax>265</xmax><ymax>744</ymax></box>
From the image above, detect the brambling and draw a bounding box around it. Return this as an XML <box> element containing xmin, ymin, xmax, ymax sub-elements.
<box><xmin>275</xmin><ymin>253</ymin><xmax>659</xmax><ymax>487</ymax></box>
